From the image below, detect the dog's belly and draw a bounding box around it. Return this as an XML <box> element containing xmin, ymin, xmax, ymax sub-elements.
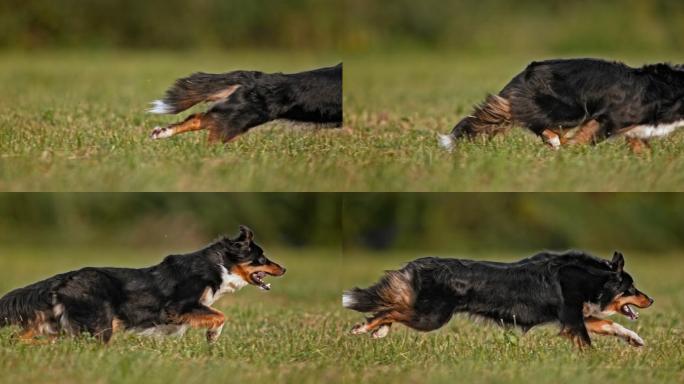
<box><xmin>623</xmin><ymin>120</ymin><xmax>684</xmax><ymax>139</ymax></box>
<box><xmin>133</xmin><ymin>324</ymin><xmax>189</xmax><ymax>337</ymax></box>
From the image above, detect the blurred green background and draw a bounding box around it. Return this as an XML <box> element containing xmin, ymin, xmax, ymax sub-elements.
<box><xmin>0</xmin><ymin>193</ymin><xmax>682</xmax><ymax>254</ymax></box>
<box><xmin>0</xmin><ymin>193</ymin><xmax>342</xmax><ymax>248</ymax></box>
<box><xmin>343</xmin><ymin>194</ymin><xmax>684</xmax><ymax>254</ymax></box>
<box><xmin>3</xmin><ymin>0</ymin><xmax>684</xmax><ymax>54</ymax></box>
<box><xmin>0</xmin><ymin>0</ymin><xmax>342</xmax><ymax>50</ymax></box>
<box><xmin>346</xmin><ymin>0</ymin><xmax>684</xmax><ymax>54</ymax></box>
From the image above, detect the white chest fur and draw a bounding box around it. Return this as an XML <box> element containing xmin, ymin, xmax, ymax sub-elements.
<box><xmin>199</xmin><ymin>265</ymin><xmax>249</xmax><ymax>307</ymax></box>
<box><xmin>625</xmin><ymin>120</ymin><xmax>684</xmax><ymax>139</ymax></box>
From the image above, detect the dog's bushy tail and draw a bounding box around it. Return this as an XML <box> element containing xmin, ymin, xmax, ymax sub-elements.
<box><xmin>439</xmin><ymin>94</ymin><xmax>513</xmax><ymax>151</ymax></box>
<box><xmin>148</xmin><ymin>71</ymin><xmax>260</xmax><ymax>114</ymax></box>
<box><xmin>0</xmin><ymin>283</ymin><xmax>53</xmax><ymax>327</ymax></box>
<box><xmin>342</xmin><ymin>270</ymin><xmax>415</xmax><ymax>313</ymax></box>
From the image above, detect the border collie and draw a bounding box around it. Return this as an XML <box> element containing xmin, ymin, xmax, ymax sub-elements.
<box><xmin>343</xmin><ymin>251</ymin><xmax>653</xmax><ymax>348</ymax></box>
<box><xmin>148</xmin><ymin>63</ymin><xmax>342</xmax><ymax>142</ymax></box>
<box><xmin>0</xmin><ymin>226</ymin><xmax>285</xmax><ymax>344</ymax></box>
<box><xmin>439</xmin><ymin>59</ymin><xmax>684</xmax><ymax>153</ymax></box>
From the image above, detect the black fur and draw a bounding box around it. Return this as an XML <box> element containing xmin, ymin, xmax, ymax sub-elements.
<box><xmin>449</xmin><ymin>58</ymin><xmax>684</xmax><ymax>142</ymax></box>
<box><xmin>153</xmin><ymin>63</ymin><xmax>342</xmax><ymax>141</ymax></box>
<box><xmin>0</xmin><ymin>226</ymin><xmax>285</xmax><ymax>343</ymax></box>
<box><xmin>344</xmin><ymin>250</ymin><xmax>653</xmax><ymax>346</ymax></box>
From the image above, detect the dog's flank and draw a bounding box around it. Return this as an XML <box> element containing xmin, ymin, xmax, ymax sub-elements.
<box><xmin>443</xmin><ymin>58</ymin><xmax>684</xmax><ymax>152</ymax></box>
<box><xmin>0</xmin><ymin>226</ymin><xmax>285</xmax><ymax>344</ymax></box>
<box><xmin>344</xmin><ymin>251</ymin><xmax>653</xmax><ymax>348</ymax></box>
<box><xmin>148</xmin><ymin>63</ymin><xmax>342</xmax><ymax>143</ymax></box>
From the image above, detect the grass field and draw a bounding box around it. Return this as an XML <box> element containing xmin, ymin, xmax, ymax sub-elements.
<box><xmin>2</xmin><ymin>51</ymin><xmax>684</xmax><ymax>192</ymax></box>
<box><xmin>0</xmin><ymin>246</ymin><xmax>682</xmax><ymax>383</ymax></box>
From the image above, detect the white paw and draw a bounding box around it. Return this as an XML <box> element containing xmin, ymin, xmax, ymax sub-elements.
<box><xmin>150</xmin><ymin>126</ymin><xmax>174</xmax><ymax>140</ymax></box>
<box><xmin>351</xmin><ymin>324</ymin><xmax>368</xmax><ymax>335</ymax></box>
<box><xmin>371</xmin><ymin>325</ymin><xmax>390</xmax><ymax>339</ymax></box>
<box><xmin>625</xmin><ymin>332</ymin><xmax>644</xmax><ymax>347</ymax></box>
<box><xmin>546</xmin><ymin>136</ymin><xmax>561</xmax><ymax>149</ymax></box>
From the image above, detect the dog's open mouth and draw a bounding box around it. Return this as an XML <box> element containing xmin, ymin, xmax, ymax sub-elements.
<box><xmin>621</xmin><ymin>304</ymin><xmax>639</xmax><ymax>320</ymax></box>
<box><xmin>250</xmin><ymin>271</ymin><xmax>272</xmax><ymax>291</ymax></box>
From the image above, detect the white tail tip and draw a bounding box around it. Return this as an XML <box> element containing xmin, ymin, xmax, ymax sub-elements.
<box><xmin>438</xmin><ymin>134</ymin><xmax>455</xmax><ymax>152</ymax></box>
<box><xmin>342</xmin><ymin>293</ymin><xmax>356</xmax><ymax>308</ymax></box>
<box><xmin>147</xmin><ymin>100</ymin><xmax>173</xmax><ymax>114</ymax></box>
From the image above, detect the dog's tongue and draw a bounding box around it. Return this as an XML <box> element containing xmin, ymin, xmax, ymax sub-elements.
<box><xmin>259</xmin><ymin>282</ymin><xmax>272</xmax><ymax>291</ymax></box>
<box><xmin>623</xmin><ymin>305</ymin><xmax>639</xmax><ymax>320</ymax></box>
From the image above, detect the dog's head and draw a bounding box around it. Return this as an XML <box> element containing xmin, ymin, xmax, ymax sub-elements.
<box><xmin>598</xmin><ymin>251</ymin><xmax>654</xmax><ymax>320</ymax></box>
<box><xmin>223</xmin><ymin>225</ymin><xmax>286</xmax><ymax>291</ymax></box>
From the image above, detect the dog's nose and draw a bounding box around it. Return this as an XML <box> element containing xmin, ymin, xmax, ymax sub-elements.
<box><xmin>281</xmin><ymin>268</ymin><xmax>287</xmax><ymax>275</ymax></box>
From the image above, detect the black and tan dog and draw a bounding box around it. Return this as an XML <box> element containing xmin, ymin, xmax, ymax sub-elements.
<box><xmin>439</xmin><ymin>59</ymin><xmax>684</xmax><ymax>153</ymax></box>
<box><xmin>0</xmin><ymin>226</ymin><xmax>285</xmax><ymax>344</ymax></box>
<box><xmin>343</xmin><ymin>251</ymin><xmax>653</xmax><ymax>348</ymax></box>
<box><xmin>148</xmin><ymin>63</ymin><xmax>342</xmax><ymax>143</ymax></box>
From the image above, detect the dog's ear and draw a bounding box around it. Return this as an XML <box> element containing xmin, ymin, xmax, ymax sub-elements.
<box><xmin>611</xmin><ymin>251</ymin><xmax>625</xmax><ymax>273</ymax></box>
<box><xmin>236</xmin><ymin>225</ymin><xmax>254</xmax><ymax>242</ymax></box>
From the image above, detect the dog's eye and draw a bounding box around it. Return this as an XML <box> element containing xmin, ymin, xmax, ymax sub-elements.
<box><xmin>257</xmin><ymin>256</ymin><xmax>267</xmax><ymax>265</ymax></box>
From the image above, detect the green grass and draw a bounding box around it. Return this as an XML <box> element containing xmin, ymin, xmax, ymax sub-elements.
<box><xmin>0</xmin><ymin>246</ymin><xmax>682</xmax><ymax>383</ymax></box>
<box><xmin>2</xmin><ymin>51</ymin><xmax>684</xmax><ymax>191</ymax></box>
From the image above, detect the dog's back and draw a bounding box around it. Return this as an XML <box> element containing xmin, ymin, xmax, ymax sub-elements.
<box><xmin>443</xmin><ymin>58</ymin><xmax>684</xmax><ymax>151</ymax></box>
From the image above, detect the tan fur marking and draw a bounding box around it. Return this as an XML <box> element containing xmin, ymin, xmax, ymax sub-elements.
<box><xmin>585</xmin><ymin>317</ymin><xmax>644</xmax><ymax>346</ymax></box>
<box><xmin>378</xmin><ymin>271</ymin><xmax>415</xmax><ymax>313</ymax></box>
<box><xmin>229</xmin><ymin>261</ymin><xmax>286</xmax><ymax>286</ymax></box>
<box><xmin>469</xmin><ymin>95</ymin><xmax>513</xmax><ymax>136</ymax></box>
<box><xmin>604</xmin><ymin>292</ymin><xmax>653</xmax><ymax>314</ymax></box>
<box><xmin>112</xmin><ymin>317</ymin><xmax>125</xmax><ymax>333</ymax></box>
<box><xmin>173</xmin><ymin>308</ymin><xmax>225</xmax><ymax>329</ymax></box>
<box><xmin>207</xmin><ymin>85</ymin><xmax>241</xmax><ymax>102</ymax></box>
<box><xmin>170</xmin><ymin>114</ymin><xmax>205</xmax><ymax>135</ymax></box>
<box><xmin>625</xmin><ymin>137</ymin><xmax>651</xmax><ymax>154</ymax></box>
<box><xmin>566</xmin><ymin>120</ymin><xmax>601</xmax><ymax>145</ymax></box>
<box><xmin>585</xmin><ymin>317</ymin><xmax>614</xmax><ymax>334</ymax></box>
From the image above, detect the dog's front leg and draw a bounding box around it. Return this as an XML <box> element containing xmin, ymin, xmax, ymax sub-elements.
<box><xmin>565</xmin><ymin>120</ymin><xmax>601</xmax><ymax>146</ymax></box>
<box><xmin>585</xmin><ymin>317</ymin><xmax>644</xmax><ymax>347</ymax></box>
<box><xmin>559</xmin><ymin>307</ymin><xmax>592</xmax><ymax>349</ymax></box>
<box><xmin>625</xmin><ymin>137</ymin><xmax>652</xmax><ymax>155</ymax></box>
<box><xmin>541</xmin><ymin>129</ymin><xmax>563</xmax><ymax>149</ymax></box>
<box><xmin>171</xmin><ymin>305</ymin><xmax>226</xmax><ymax>343</ymax></box>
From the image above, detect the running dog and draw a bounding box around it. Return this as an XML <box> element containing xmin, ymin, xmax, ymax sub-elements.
<box><xmin>148</xmin><ymin>63</ymin><xmax>342</xmax><ymax>143</ymax></box>
<box><xmin>439</xmin><ymin>59</ymin><xmax>684</xmax><ymax>153</ymax></box>
<box><xmin>0</xmin><ymin>226</ymin><xmax>285</xmax><ymax>344</ymax></box>
<box><xmin>343</xmin><ymin>251</ymin><xmax>653</xmax><ymax>348</ymax></box>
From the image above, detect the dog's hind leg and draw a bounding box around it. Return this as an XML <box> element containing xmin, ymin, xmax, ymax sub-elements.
<box><xmin>204</xmin><ymin>104</ymin><xmax>270</xmax><ymax>144</ymax></box>
<box><xmin>171</xmin><ymin>305</ymin><xmax>226</xmax><ymax>343</ymax></box>
<box><xmin>351</xmin><ymin>310</ymin><xmax>408</xmax><ymax>337</ymax></box>
<box><xmin>150</xmin><ymin>113</ymin><xmax>211</xmax><ymax>140</ymax></box>
<box><xmin>585</xmin><ymin>317</ymin><xmax>644</xmax><ymax>347</ymax></box>
<box><xmin>625</xmin><ymin>137</ymin><xmax>651</xmax><ymax>155</ymax></box>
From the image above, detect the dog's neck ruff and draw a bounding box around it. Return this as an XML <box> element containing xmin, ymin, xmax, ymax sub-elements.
<box><xmin>200</xmin><ymin>265</ymin><xmax>249</xmax><ymax>306</ymax></box>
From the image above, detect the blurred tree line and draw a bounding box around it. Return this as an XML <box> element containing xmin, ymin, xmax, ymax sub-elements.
<box><xmin>342</xmin><ymin>193</ymin><xmax>684</xmax><ymax>254</ymax></box>
<box><xmin>0</xmin><ymin>194</ymin><xmax>682</xmax><ymax>254</ymax></box>
<box><xmin>2</xmin><ymin>0</ymin><xmax>684</xmax><ymax>53</ymax></box>
<box><xmin>345</xmin><ymin>0</ymin><xmax>684</xmax><ymax>53</ymax></box>
<box><xmin>0</xmin><ymin>193</ymin><xmax>342</xmax><ymax>248</ymax></box>
<box><xmin>0</xmin><ymin>0</ymin><xmax>342</xmax><ymax>50</ymax></box>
